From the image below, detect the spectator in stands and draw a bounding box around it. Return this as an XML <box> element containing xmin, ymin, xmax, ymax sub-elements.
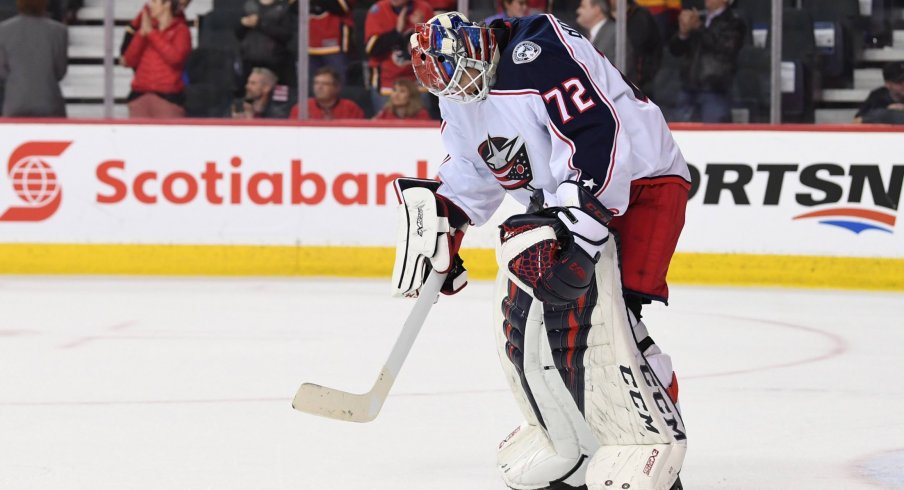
<box><xmin>296</xmin><ymin>0</ymin><xmax>353</xmax><ymax>83</ymax></box>
<box><xmin>484</xmin><ymin>0</ymin><xmax>528</xmax><ymax>24</ymax></box>
<box><xmin>234</xmin><ymin>67</ymin><xmax>292</xmax><ymax>118</ymax></box>
<box><xmin>668</xmin><ymin>0</ymin><xmax>745</xmax><ymax>123</ymax></box>
<box><xmin>237</xmin><ymin>0</ymin><xmax>296</xmax><ymax>87</ymax></box>
<box><xmin>610</xmin><ymin>0</ymin><xmax>661</xmax><ymax>96</ymax></box>
<box><xmin>576</xmin><ymin>0</ymin><xmax>632</xmax><ymax>66</ymax></box>
<box><xmin>0</xmin><ymin>0</ymin><xmax>68</xmax><ymax>117</ymax></box>
<box><xmin>854</xmin><ymin>61</ymin><xmax>904</xmax><ymax>125</ymax></box>
<box><xmin>122</xmin><ymin>0</ymin><xmax>191</xmax><ymax>60</ymax></box>
<box><xmin>373</xmin><ymin>78</ymin><xmax>430</xmax><ymax>120</ymax></box>
<box><xmin>364</xmin><ymin>0</ymin><xmax>433</xmax><ymax>112</ymax></box>
<box><xmin>289</xmin><ymin>66</ymin><xmax>364</xmax><ymax>119</ymax></box>
<box><xmin>123</xmin><ymin>0</ymin><xmax>191</xmax><ymax>118</ymax></box>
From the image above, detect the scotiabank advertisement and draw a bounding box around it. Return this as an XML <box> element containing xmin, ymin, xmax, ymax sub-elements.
<box><xmin>0</xmin><ymin>123</ymin><xmax>902</xmax><ymax>258</ymax></box>
<box><xmin>0</xmin><ymin>124</ymin><xmax>432</xmax><ymax>247</ymax></box>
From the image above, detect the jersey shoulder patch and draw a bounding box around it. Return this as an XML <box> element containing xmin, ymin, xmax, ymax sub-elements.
<box><xmin>512</xmin><ymin>41</ymin><xmax>542</xmax><ymax>64</ymax></box>
<box><xmin>494</xmin><ymin>15</ymin><xmax>580</xmax><ymax>92</ymax></box>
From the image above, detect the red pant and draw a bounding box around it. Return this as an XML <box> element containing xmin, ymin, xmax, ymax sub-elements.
<box><xmin>128</xmin><ymin>93</ymin><xmax>185</xmax><ymax>119</ymax></box>
<box><xmin>608</xmin><ymin>176</ymin><xmax>690</xmax><ymax>304</ymax></box>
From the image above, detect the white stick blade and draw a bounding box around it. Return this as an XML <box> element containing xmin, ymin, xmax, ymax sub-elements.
<box><xmin>292</xmin><ymin>383</ymin><xmax>377</xmax><ymax>423</ymax></box>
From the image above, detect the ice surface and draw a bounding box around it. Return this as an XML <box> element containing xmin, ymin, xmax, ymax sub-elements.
<box><xmin>0</xmin><ymin>276</ymin><xmax>902</xmax><ymax>489</ymax></box>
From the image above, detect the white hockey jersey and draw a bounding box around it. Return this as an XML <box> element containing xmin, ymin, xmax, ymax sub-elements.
<box><xmin>436</xmin><ymin>14</ymin><xmax>690</xmax><ymax>226</ymax></box>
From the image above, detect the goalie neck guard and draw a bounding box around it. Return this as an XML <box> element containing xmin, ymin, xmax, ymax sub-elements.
<box><xmin>409</xmin><ymin>12</ymin><xmax>504</xmax><ymax>104</ymax></box>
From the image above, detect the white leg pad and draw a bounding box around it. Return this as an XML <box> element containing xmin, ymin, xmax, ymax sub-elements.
<box><xmin>493</xmin><ymin>273</ymin><xmax>599</xmax><ymax>488</ymax></box>
<box><xmin>582</xmin><ymin>239</ymin><xmax>686</xmax><ymax>489</ymax></box>
<box><xmin>587</xmin><ymin>442</ymin><xmax>686</xmax><ymax>490</ymax></box>
<box><xmin>492</xmin><ymin>236</ymin><xmax>687</xmax><ymax>490</ymax></box>
<box><xmin>498</xmin><ymin>423</ymin><xmax>589</xmax><ymax>490</ymax></box>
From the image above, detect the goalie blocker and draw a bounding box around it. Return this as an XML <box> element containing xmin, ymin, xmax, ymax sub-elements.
<box><xmin>391</xmin><ymin>178</ymin><xmax>470</xmax><ymax>298</ymax></box>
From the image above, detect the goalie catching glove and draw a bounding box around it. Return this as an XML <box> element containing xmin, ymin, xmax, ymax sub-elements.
<box><xmin>498</xmin><ymin>181</ymin><xmax>613</xmax><ymax>305</ymax></box>
<box><xmin>391</xmin><ymin>178</ymin><xmax>470</xmax><ymax>297</ymax></box>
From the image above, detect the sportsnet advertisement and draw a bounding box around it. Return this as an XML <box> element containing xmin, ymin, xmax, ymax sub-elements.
<box><xmin>0</xmin><ymin>123</ymin><xmax>902</xmax><ymax>261</ymax></box>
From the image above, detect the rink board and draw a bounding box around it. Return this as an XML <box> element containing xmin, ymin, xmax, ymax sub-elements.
<box><xmin>0</xmin><ymin>120</ymin><xmax>902</xmax><ymax>289</ymax></box>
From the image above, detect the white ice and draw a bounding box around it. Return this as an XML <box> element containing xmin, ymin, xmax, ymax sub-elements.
<box><xmin>1</xmin><ymin>276</ymin><xmax>903</xmax><ymax>489</ymax></box>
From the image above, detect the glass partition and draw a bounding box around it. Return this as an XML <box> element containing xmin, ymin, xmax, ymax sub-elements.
<box><xmin>28</xmin><ymin>0</ymin><xmax>897</xmax><ymax>122</ymax></box>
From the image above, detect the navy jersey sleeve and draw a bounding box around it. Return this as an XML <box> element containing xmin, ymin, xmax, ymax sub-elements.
<box><xmin>495</xmin><ymin>15</ymin><xmax>633</xmax><ymax>212</ymax></box>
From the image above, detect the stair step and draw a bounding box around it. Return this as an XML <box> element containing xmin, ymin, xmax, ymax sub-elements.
<box><xmin>861</xmin><ymin>47</ymin><xmax>904</xmax><ymax>62</ymax></box>
<box><xmin>67</xmin><ymin>25</ymin><xmax>198</xmax><ymax>60</ymax></box>
<box><xmin>854</xmin><ymin>68</ymin><xmax>883</xmax><ymax>89</ymax></box>
<box><xmin>78</xmin><ymin>0</ymin><xmax>213</xmax><ymax>22</ymax></box>
<box><xmin>61</xmin><ymin>65</ymin><xmax>133</xmax><ymax>99</ymax></box>
<box><xmin>821</xmin><ymin>88</ymin><xmax>871</xmax><ymax>103</ymax></box>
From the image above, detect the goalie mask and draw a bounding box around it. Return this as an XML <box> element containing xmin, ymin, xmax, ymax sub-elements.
<box><xmin>409</xmin><ymin>12</ymin><xmax>502</xmax><ymax>104</ymax></box>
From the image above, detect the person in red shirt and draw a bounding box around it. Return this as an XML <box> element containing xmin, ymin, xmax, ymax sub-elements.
<box><xmin>373</xmin><ymin>78</ymin><xmax>430</xmax><ymax>120</ymax></box>
<box><xmin>289</xmin><ymin>66</ymin><xmax>365</xmax><ymax>119</ymax></box>
<box><xmin>121</xmin><ymin>0</ymin><xmax>191</xmax><ymax>59</ymax></box>
<box><xmin>122</xmin><ymin>0</ymin><xmax>191</xmax><ymax>118</ymax></box>
<box><xmin>364</xmin><ymin>0</ymin><xmax>433</xmax><ymax>112</ymax></box>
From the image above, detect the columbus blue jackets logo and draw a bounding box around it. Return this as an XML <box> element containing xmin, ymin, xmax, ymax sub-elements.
<box><xmin>478</xmin><ymin>135</ymin><xmax>534</xmax><ymax>190</ymax></box>
<box><xmin>512</xmin><ymin>41</ymin><xmax>541</xmax><ymax>64</ymax></box>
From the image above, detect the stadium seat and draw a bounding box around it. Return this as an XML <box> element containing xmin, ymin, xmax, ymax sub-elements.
<box><xmin>780</xmin><ymin>60</ymin><xmax>807</xmax><ymax>120</ymax></box>
<box><xmin>802</xmin><ymin>0</ymin><xmax>858</xmax><ymax>86</ymax></box>
<box><xmin>769</xmin><ymin>8</ymin><xmax>817</xmax><ymax>121</ymax></box>
<box><xmin>731</xmin><ymin>45</ymin><xmax>771</xmax><ymax>123</ymax></box>
<box><xmin>863</xmin><ymin>0</ymin><xmax>893</xmax><ymax>48</ymax></box>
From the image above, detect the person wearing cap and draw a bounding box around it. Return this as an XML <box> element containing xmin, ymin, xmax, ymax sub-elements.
<box><xmin>854</xmin><ymin>61</ymin><xmax>904</xmax><ymax>124</ymax></box>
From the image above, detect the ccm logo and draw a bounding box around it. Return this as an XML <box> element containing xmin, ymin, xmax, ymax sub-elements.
<box><xmin>0</xmin><ymin>141</ymin><xmax>72</xmax><ymax>222</ymax></box>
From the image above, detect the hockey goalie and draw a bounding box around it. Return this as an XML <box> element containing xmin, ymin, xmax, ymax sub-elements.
<box><xmin>391</xmin><ymin>12</ymin><xmax>690</xmax><ymax>490</ymax></box>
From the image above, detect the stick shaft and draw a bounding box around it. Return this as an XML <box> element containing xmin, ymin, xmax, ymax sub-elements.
<box><xmin>292</xmin><ymin>270</ymin><xmax>447</xmax><ymax>422</ymax></box>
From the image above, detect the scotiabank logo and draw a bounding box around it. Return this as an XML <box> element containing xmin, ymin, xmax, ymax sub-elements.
<box><xmin>96</xmin><ymin>158</ymin><xmax>430</xmax><ymax>206</ymax></box>
<box><xmin>0</xmin><ymin>141</ymin><xmax>72</xmax><ymax>222</ymax></box>
<box><xmin>689</xmin><ymin>163</ymin><xmax>902</xmax><ymax>234</ymax></box>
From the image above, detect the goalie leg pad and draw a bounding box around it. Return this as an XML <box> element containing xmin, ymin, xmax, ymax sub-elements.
<box><xmin>498</xmin><ymin>423</ymin><xmax>591</xmax><ymax>490</ymax></box>
<box><xmin>493</xmin><ymin>272</ymin><xmax>600</xmax><ymax>489</ymax></box>
<box><xmin>581</xmin><ymin>238</ymin><xmax>687</xmax><ymax>490</ymax></box>
<box><xmin>493</xmin><ymin>233</ymin><xmax>686</xmax><ymax>490</ymax></box>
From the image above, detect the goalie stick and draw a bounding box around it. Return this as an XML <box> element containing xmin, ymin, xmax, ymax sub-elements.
<box><xmin>292</xmin><ymin>270</ymin><xmax>448</xmax><ymax>422</ymax></box>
